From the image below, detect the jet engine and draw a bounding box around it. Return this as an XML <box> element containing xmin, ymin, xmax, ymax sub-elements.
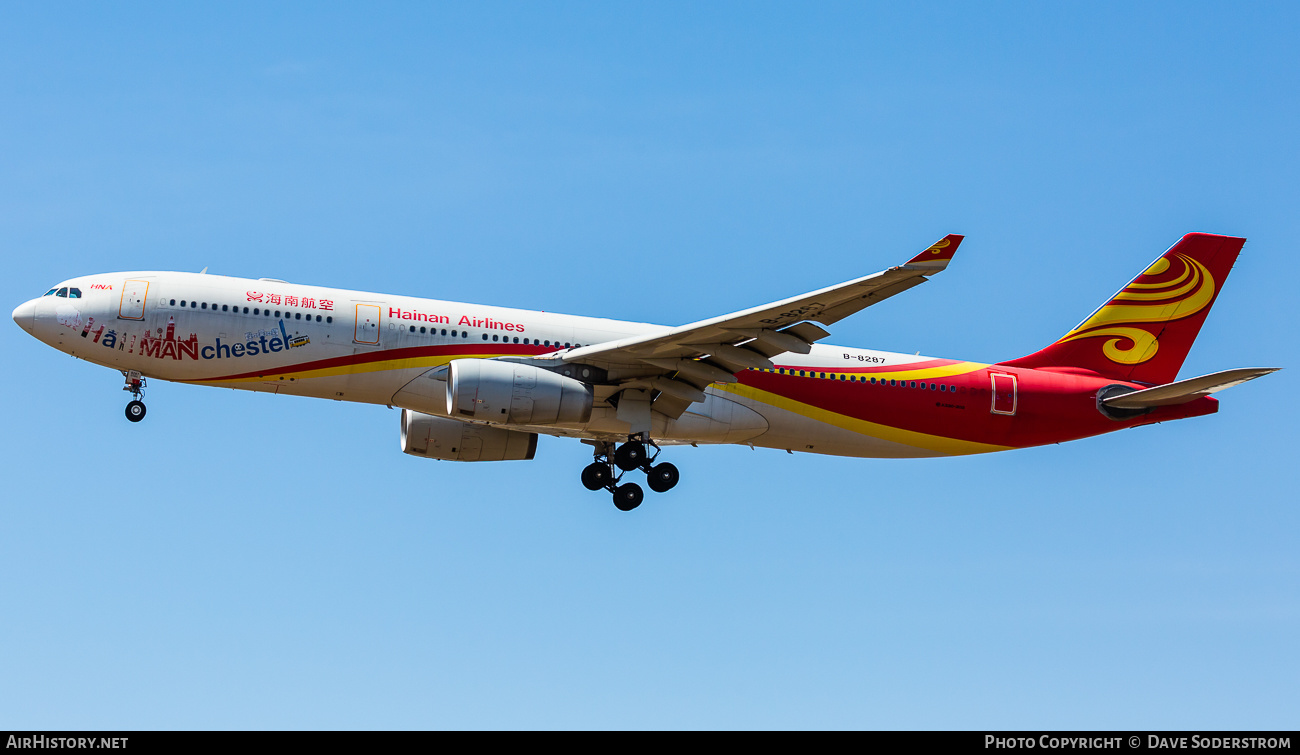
<box><xmin>446</xmin><ymin>358</ymin><xmax>594</xmax><ymax>425</ymax></box>
<box><xmin>401</xmin><ymin>410</ymin><xmax>537</xmax><ymax>462</ymax></box>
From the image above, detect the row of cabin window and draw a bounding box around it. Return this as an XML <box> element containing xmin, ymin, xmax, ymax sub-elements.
<box><xmin>167</xmin><ymin>299</ymin><xmax>333</xmax><ymax>324</ymax></box>
<box><xmin>405</xmin><ymin>325</ymin><xmax>580</xmax><ymax>347</ymax></box>
<box><xmin>765</xmin><ymin>367</ymin><xmax>961</xmax><ymax>393</ymax></box>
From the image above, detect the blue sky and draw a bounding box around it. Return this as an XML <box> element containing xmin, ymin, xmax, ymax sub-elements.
<box><xmin>1</xmin><ymin>2</ymin><xmax>1295</xmax><ymax>729</ymax></box>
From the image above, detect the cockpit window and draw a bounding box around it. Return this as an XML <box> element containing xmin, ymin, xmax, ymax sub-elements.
<box><xmin>67</xmin><ymin>288</ymin><xmax>82</xmax><ymax>298</ymax></box>
<box><xmin>56</xmin><ymin>287</ymin><xmax>69</xmax><ymax>297</ymax></box>
<box><xmin>43</xmin><ymin>288</ymin><xmax>58</xmax><ymax>296</ymax></box>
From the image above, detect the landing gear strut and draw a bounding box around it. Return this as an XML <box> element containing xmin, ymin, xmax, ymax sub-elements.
<box><xmin>122</xmin><ymin>370</ymin><xmax>147</xmax><ymax>423</ymax></box>
<box><xmin>581</xmin><ymin>434</ymin><xmax>680</xmax><ymax>511</ymax></box>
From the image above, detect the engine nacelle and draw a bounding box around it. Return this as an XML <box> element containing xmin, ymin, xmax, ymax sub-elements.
<box><xmin>401</xmin><ymin>410</ymin><xmax>538</xmax><ymax>462</ymax></box>
<box><xmin>446</xmin><ymin>359</ymin><xmax>594</xmax><ymax>425</ymax></box>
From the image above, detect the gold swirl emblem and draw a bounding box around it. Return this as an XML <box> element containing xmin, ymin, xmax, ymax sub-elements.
<box><xmin>1057</xmin><ymin>254</ymin><xmax>1215</xmax><ymax>365</ymax></box>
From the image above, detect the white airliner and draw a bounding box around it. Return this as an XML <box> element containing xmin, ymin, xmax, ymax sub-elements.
<box><xmin>11</xmin><ymin>233</ymin><xmax>1275</xmax><ymax>510</ymax></box>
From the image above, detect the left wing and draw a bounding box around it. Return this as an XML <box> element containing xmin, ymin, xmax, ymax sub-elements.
<box><xmin>528</xmin><ymin>234</ymin><xmax>963</xmax><ymax>420</ymax></box>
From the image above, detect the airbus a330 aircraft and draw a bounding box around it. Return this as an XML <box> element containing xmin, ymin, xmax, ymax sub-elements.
<box><xmin>12</xmin><ymin>232</ymin><xmax>1276</xmax><ymax>510</ymax></box>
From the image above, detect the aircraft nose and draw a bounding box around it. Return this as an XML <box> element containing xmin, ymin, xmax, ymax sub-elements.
<box><xmin>12</xmin><ymin>299</ymin><xmax>36</xmax><ymax>333</ymax></box>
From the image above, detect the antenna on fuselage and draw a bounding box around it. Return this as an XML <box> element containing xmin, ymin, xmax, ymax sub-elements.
<box><xmin>199</xmin><ymin>267</ymin><xmax>208</xmax><ymax>274</ymax></box>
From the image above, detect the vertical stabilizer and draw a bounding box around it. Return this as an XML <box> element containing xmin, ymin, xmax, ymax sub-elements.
<box><xmin>999</xmin><ymin>233</ymin><xmax>1245</xmax><ymax>385</ymax></box>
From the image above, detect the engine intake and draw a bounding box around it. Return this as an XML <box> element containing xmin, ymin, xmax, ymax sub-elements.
<box><xmin>401</xmin><ymin>410</ymin><xmax>537</xmax><ymax>462</ymax></box>
<box><xmin>447</xmin><ymin>359</ymin><xmax>594</xmax><ymax>425</ymax></box>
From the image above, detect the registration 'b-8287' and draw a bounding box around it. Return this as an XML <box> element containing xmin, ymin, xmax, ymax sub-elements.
<box><xmin>12</xmin><ymin>232</ymin><xmax>1277</xmax><ymax>511</ymax></box>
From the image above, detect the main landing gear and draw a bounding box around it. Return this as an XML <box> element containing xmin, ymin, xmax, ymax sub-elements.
<box><xmin>122</xmin><ymin>370</ymin><xmax>147</xmax><ymax>423</ymax></box>
<box><xmin>581</xmin><ymin>434</ymin><xmax>680</xmax><ymax>512</ymax></box>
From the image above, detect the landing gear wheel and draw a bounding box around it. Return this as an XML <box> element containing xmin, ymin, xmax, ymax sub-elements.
<box><xmin>125</xmin><ymin>400</ymin><xmax>146</xmax><ymax>423</ymax></box>
<box><xmin>646</xmin><ymin>462</ymin><xmax>680</xmax><ymax>493</ymax></box>
<box><xmin>613</xmin><ymin>482</ymin><xmax>644</xmax><ymax>511</ymax></box>
<box><xmin>581</xmin><ymin>462</ymin><xmax>613</xmax><ymax>491</ymax></box>
<box><xmin>614</xmin><ymin>441</ymin><xmax>647</xmax><ymax>471</ymax></box>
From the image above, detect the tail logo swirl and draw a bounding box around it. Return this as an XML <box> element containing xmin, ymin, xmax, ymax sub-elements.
<box><xmin>1056</xmin><ymin>254</ymin><xmax>1216</xmax><ymax>365</ymax></box>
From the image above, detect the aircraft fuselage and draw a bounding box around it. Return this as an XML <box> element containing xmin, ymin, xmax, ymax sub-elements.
<box><xmin>12</xmin><ymin>270</ymin><xmax>1215</xmax><ymax>460</ymax></box>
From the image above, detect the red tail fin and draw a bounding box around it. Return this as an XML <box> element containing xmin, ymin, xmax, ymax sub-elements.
<box><xmin>999</xmin><ymin>233</ymin><xmax>1245</xmax><ymax>385</ymax></box>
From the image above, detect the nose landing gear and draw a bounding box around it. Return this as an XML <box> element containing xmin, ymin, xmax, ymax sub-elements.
<box><xmin>122</xmin><ymin>371</ymin><xmax>147</xmax><ymax>423</ymax></box>
<box><xmin>581</xmin><ymin>434</ymin><xmax>680</xmax><ymax>511</ymax></box>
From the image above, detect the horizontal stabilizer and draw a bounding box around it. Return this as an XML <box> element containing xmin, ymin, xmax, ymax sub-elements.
<box><xmin>1101</xmin><ymin>368</ymin><xmax>1279</xmax><ymax>409</ymax></box>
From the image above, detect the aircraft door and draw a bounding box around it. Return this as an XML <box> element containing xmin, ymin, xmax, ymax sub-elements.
<box><xmin>990</xmin><ymin>372</ymin><xmax>1017</xmax><ymax>415</ymax></box>
<box><xmin>118</xmin><ymin>280</ymin><xmax>149</xmax><ymax>320</ymax></box>
<box><xmin>354</xmin><ymin>303</ymin><xmax>381</xmax><ymax>345</ymax></box>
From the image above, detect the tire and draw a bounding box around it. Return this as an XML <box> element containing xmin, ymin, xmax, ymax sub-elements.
<box><xmin>613</xmin><ymin>441</ymin><xmax>646</xmax><ymax>471</ymax></box>
<box><xmin>613</xmin><ymin>482</ymin><xmax>644</xmax><ymax>511</ymax></box>
<box><xmin>646</xmin><ymin>462</ymin><xmax>680</xmax><ymax>493</ymax></box>
<box><xmin>581</xmin><ymin>462</ymin><xmax>612</xmax><ymax>491</ymax></box>
<box><xmin>125</xmin><ymin>400</ymin><xmax>146</xmax><ymax>423</ymax></box>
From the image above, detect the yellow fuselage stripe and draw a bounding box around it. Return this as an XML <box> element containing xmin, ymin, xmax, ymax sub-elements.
<box><xmin>719</xmin><ymin>381</ymin><xmax>1012</xmax><ymax>456</ymax></box>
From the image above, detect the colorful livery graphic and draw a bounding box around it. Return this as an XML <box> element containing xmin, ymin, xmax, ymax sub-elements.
<box><xmin>12</xmin><ymin>233</ymin><xmax>1277</xmax><ymax>511</ymax></box>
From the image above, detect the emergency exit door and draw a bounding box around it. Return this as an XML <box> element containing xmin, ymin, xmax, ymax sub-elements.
<box><xmin>990</xmin><ymin>372</ymin><xmax>1017</xmax><ymax>415</ymax></box>
<box><xmin>118</xmin><ymin>280</ymin><xmax>149</xmax><ymax>320</ymax></box>
<box><xmin>354</xmin><ymin>304</ymin><xmax>381</xmax><ymax>345</ymax></box>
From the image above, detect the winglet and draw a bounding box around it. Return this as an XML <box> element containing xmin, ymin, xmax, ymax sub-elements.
<box><xmin>904</xmin><ymin>234</ymin><xmax>964</xmax><ymax>273</ymax></box>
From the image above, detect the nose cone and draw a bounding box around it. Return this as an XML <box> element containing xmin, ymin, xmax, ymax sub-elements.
<box><xmin>12</xmin><ymin>299</ymin><xmax>36</xmax><ymax>333</ymax></box>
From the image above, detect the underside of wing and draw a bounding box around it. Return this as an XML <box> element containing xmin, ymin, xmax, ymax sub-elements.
<box><xmin>507</xmin><ymin>234</ymin><xmax>963</xmax><ymax>424</ymax></box>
